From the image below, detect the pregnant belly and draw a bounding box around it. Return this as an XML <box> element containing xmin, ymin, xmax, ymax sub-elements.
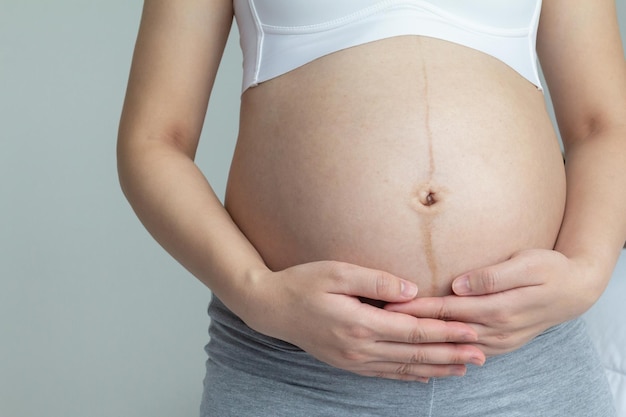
<box><xmin>224</xmin><ymin>37</ymin><xmax>567</xmax><ymax>297</ymax></box>
<box><xmin>226</xmin><ymin>127</ymin><xmax>566</xmax><ymax>296</ymax></box>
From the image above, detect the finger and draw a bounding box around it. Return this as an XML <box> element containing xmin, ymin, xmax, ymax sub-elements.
<box><xmin>360</xmin><ymin>374</ymin><xmax>431</xmax><ymax>384</ymax></box>
<box><xmin>385</xmin><ymin>296</ymin><xmax>494</xmax><ymax>324</ymax></box>
<box><xmin>370</xmin><ymin>341</ymin><xmax>486</xmax><ymax>367</ymax></box>
<box><xmin>329</xmin><ymin>263</ymin><xmax>418</xmax><ymax>302</ymax></box>
<box><xmin>451</xmin><ymin>253</ymin><xmax>542</xmax><ymax>296</ymax></box>
<box><xmin>360</xmin><ymin>361</ymin><xmax>469</xmax><ymax>380</ymax></box>
<box><xmin>386</xmin><ymin>296</ymin><xmax>543</xmax><ymax>349</ymax></box>
<box><xmin>368</xmin><ymin>308</ymin><xmax>479</xmax><ymax>344</ymax></box>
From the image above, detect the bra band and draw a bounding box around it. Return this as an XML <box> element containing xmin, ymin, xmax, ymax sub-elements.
<box><xmin>234</xmin><ymin>0</ymin><xmax>543</xmax><ymax>92</ymax></box>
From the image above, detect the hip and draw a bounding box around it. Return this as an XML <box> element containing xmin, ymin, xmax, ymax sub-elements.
<box><xmin>201</xmin><ymin>296</ymin><xmax>614</xmax><ymax>417</ymax></box>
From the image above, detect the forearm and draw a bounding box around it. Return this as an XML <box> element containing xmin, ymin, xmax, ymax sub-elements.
<box><xmin>117</xmin><ymin>140</ymin><xmax>268</xmax><ymax>315</ymax></box>
<box><xmin>555</xmin><ymin>125</ymin><xmax>626</xmax><ymax>299</ymax></box>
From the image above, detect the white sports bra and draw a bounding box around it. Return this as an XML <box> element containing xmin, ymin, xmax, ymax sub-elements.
<box><xmin>233</xmin><ymin>0</ymin><xmax>544</xmax><ymax>92</ymax></box>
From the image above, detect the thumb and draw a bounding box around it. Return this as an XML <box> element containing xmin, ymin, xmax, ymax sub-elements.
<box><xmin>334</xmin><ymin>264</ymin><xmax>418</xmax><ymax>302</ymax></box>
<box><xmin>452</xmin><ymin>252</ymin><xmax>537</xmax><ymax>296</ymax></box>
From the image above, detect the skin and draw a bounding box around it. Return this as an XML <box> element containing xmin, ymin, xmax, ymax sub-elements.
<box><xmin>117</xmin><ymin>0</ymin><xmax>626</xmax><ymax>383</ymax></box>
<box><xmin>386</xmin><ymin>0</ymin><xmax>626</xmax><ymax>358</ymax></box>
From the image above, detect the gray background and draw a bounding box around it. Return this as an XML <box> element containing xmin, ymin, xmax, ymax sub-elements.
<box><xmin>0</xmin><ymin>1</ymin><xmax>624</xmax><ymax>416</ymax></box>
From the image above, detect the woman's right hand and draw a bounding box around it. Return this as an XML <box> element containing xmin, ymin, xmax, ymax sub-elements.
<box><xmin>240</xmin><ymin>261</ymin><xmax>486</xmax><ymax>382</ymax></box>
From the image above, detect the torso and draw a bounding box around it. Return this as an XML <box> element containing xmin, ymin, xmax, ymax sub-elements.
<box><xmin>225</xmin><ymin>36</ymin><xmax>566</xmax><ymax>296</ymax></box>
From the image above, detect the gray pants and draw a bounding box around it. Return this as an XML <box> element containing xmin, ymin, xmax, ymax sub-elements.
<box><xmin>201</xmin><ymin>297</ymin><xmax>615</xmax><ymax>416</ymax></box>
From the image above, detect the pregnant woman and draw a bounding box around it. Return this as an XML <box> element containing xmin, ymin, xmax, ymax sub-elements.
<box><xmin>117</xmin><ymin>0</ymin><xmax>626</xmax><ymax>415</ymax></box>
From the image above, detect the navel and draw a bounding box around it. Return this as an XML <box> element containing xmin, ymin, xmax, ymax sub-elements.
<box><xmin>416</xmin><ymin>188</ymin><xmax>438</xmax><ymax>207</ymax></box>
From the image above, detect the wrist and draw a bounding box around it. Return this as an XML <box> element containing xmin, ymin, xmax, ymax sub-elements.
<box><xmin>568</xmin><ymin>254</ymin><xmax>613</xmax><ymax>313</ymax></box>
<box><xmin>230</xmin><ymin>266</ymin><xmax>283</xmax><ymax>337</ymax></box>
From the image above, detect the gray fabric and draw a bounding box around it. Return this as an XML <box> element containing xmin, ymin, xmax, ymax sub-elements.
<box><xmin>200</xmin><ymin>296</ymin><xmax>615</xmax><ymax>417</ymax></box>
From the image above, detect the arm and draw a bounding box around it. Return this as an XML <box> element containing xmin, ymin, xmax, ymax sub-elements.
<box><xmin>117</xmin><ymin>0</ymin><xmax>264</xmax><ymax>311</ymax></box>
<box><xmin>539</xmin><ymin>0</ymin><xmax>626</xmax><ymax>283</ymax></box>
<box><xmin>117</xmin><ymin>0</ymin><xmax>483</xmax><ymax>378</ymax></box>
<box><xmin>386</xmin><ymin>0</ymin><xmax>626</xmax><ymax>355</ymax></box>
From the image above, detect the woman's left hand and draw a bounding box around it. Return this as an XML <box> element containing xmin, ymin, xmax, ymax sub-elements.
<box><xmin>385</xmin><ymin>249</ymin><xmax>603</xmax><ymax>357</ymax></box>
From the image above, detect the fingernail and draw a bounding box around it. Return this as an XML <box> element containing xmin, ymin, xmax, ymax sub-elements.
<box><xmin>453</xmin><ymin>276</ymin><xmax>471</xmax><ymax>295</ymax></box>
<box><xmin>401</xmin><ymin>281</ymin><xmax>418</xmax><ymax>298</ymax></box>
<box><xmin>453</xmin><ymin>366</ymin><xmax>467</xmax><ymax>376</ymax></box>
<box><xmin>417</xmin><ymin>377</ymin><xmax>430</xmax><ymax>384</ymax></box>
<box><xmin>461</xmin><ymin>332</ymin><xmax>478</xmax><ymax>342</ymax></box>
<box><xmin>470</xmin><ymin>356</ymin><xmax>485</xmax><ymax>367</ymax></box>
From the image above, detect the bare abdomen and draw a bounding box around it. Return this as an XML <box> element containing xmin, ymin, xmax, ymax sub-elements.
<box><xmin>224</xmin><ymin>36</ymin><xmax>566</xmax><ymax>296</ymax></box>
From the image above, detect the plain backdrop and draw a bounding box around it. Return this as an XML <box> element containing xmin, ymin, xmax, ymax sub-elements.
<box><xmin>0</xmin><ymin>2</ymin><xmax>625</xmax><ymax>416</ymax></box>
